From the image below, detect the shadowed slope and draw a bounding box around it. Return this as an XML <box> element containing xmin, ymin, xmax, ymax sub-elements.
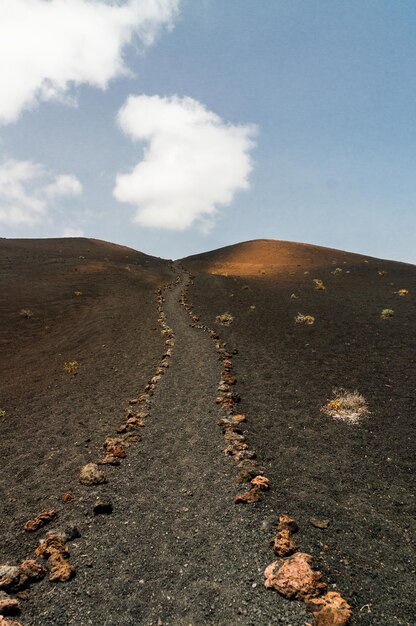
<box><xmin>0</xmin><ymin>238</ymin><xmax>171</xmax><ymax>563</ymax></box>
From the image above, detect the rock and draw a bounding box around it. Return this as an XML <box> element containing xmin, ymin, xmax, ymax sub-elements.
<box><xmin>99</xmin><ymin>455</ymin><xmax>121</xmax><ymax>466</ymax></box>
<box><xmin>251</xmin><ymin>475</ymin><xmax>270</xmax><ymax>490</ymax></box>
<box><xmin>264</xmin><ymin>553</ymin><xmax>326</xmax><ymax>600</ymax></box>
<box><xmin>62</xmin><ymin>492</ymin><xmax>75</xmax><ymax>504</ymax></box>
<box><xmin>17</xmin><ymin>560</ymin><xmax>45</xmax><ymax>587</ymax></box>
<box><xmin>234</xmin><ymin>449</ymin><xmax>256</xmax><ymax>460</ymax></box>
<box><xmin>24</xmin><ymin>509</ymin><xmax>58</xmax><ymax>532</ymax></box>
<box><xmin>235</xmin><ymin>487</ymin><xmax>262</xmax><ymax>504</ymax></box>
<box><xmin>231</xmin><ymin>414</ymin><xmax>247</xmax><ymax>423</ymax></box>
<box><xmin>0</xmin><ymin>561</ymin><xmax>45</xmax><ymax>592</ymax></box>
<box><xmin>307</xmin><ymin>591</ymin><xmax>352</xmax><ymax>625</ymax></box>
<box><xmin>79</xmin><ymin>463</ymin><xmax>107</xmax><ymax>485</ymax></box>
<box><xmin>104</xmin><ymin>437</ymin><xmax>127</xmax><ymax>458</ymax></box>
<box><xmin>272</xmin><ymin>515</ymin><xmax>299</xmax><ymax>557</ymax></box>
<box><xmin>273</xmin><ymin>529</ymin><xmax>296</xmax><ymax>557</ymax></box>
<box><xmin>278</xmin><ymin>514</ymin><xmax>299</xmax><ymax>533</ymax></box>
<box><xmin>310</xmin><ymin>519</ymin><xmax>330</xmax><ymax>529</ymax></box>
<box><xmin>0</xmin><ymin>568</ymin><xmax>19</xmax><ymax>591</ymax></box>
<box><xmin>0</xmin><ymin>592</ymin><xmax>19</xmax><ymax>615</ymax></box>
<box><xmin>35</xmin><ymin>533</ymin><xmax>75</xmax><ymax>583</ymax></box>
<box><xmin>93</xmin><ymin>499</ymin><xmax>113</xmax><ymax>516</ymax></box>
<box><xmin>224</xmin><ymin>443</ymin><xmax>249</xmax><ymax>455</ymax></box>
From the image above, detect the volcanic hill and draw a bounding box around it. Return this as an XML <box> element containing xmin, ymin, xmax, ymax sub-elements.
<box><xmin>0</xmin><ymin>237</ymin><xmax>414</xmax><ymax>626</ymax></box>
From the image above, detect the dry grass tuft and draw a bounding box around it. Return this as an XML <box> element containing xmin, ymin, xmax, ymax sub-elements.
<box><xmin>321</xmin><ymin>388</ymin><xmax>369</xmax><ymax>425</ymax></box>
<box><xmin>19</xmin><ymin>308</ymin><xmax>33</xmax><ymax>318</ymax></box>
<box><xmin>295</xmin><ymin>313</ymin><xmax>315</xmax><ymax>325</ymax></box>
<box><xmin>216</xmin><ymin>312</ymin><xmax>234</xmax><ymax>326</ymax></box>
<box><xmin>313</xmin><ymin>279</ymin><xmax>326</xmax><ymax>290</ymax></box>
<box><xmin>73</xmin><ymin>290</ymin><xmax>83</xmax><ymax>297</ymax></box>
<box><xmin>395</xmin><ymin>289</ymin><xmax>409</xmax><ymax>296</ymax></box>
<box><xmin>63</xmin><ymin>361</ymin><xmax>79</xmax><ymax>374</ymax></box>
<box><xmin>0</xmin><ymin>409</ymin><xmax>5</xmax><ymax>418</ymax></box>
<box><xmin>381</xmin><ymin>308</ymin><xmax>394</xmax><ymax>318</ymax></box>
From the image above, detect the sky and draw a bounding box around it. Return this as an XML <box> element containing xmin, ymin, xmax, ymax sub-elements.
<box><xmin>0</xmin><ymin>0</ymin><xmax>415</xmax><ymax>264</ymax></box>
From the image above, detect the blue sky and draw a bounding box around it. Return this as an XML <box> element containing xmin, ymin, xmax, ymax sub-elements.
<box><xmin>1</xmin><ymin>0</ymin><xmax>415</xmax><ymax>263</ymax></box>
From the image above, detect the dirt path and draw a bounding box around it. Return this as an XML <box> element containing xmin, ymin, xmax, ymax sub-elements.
<box><xmin>21</xmin><ymin>269</ymin><xmax>308</xmax><ymax>626</ymax></box>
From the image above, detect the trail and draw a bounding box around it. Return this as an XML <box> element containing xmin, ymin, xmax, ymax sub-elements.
<box><xmin>23</xmin><ymin>268</ymin><xmax>307</xmax><ymax>626</ymax></box>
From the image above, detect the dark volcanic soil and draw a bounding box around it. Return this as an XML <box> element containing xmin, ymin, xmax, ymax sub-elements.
<box><xmin>183</xmin><ymin>239</ymin><xmax>416</xmax><ymax>625</ymax></box>
<box><xmin>1</xmin><ymin>237</ymin><xmax>415</xmax><ymax>626</ymax></box>
<box><xmin>0</xmin><ymin>238</ymin><xmax>170</xmax><ymax>563</ymax></box>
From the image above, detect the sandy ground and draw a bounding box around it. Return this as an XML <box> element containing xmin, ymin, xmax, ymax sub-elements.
<box><xmin>1</xmin><ymin>238</ymin><xmax>415</xmax><ymax>625</ymax></box>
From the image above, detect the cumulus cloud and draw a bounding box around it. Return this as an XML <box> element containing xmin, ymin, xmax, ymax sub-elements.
<box><xmin>0</xmin><ymin>0</ymin><xmax>180</xmax><ymax>124</ymax></box>
<box><xmin>113</xmin><ymin>95</ymin><xmax>256</xmax><ymax>230</ymax></box>
<box><xmin>0</xmin><ymin>159</ymin><xmax>82</xmax><ymax>225</ymax></box>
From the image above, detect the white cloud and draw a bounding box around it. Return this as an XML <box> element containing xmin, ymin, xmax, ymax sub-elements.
<box><xmin>62</xmin><ymin>226</ymin><xmax>85</xmax><ymax>237</ymax></box>
<box><xmin>0</xmin><ymin>0</ymin><xmax>180</xmax><ymax>124</ymax></box>
<box><xmin>113</xmin><ymin>95</ymin><xmax>256</xmax><ymax>230</ymax></box>
<box><xmin>0</xmin><ymin>159</ymin><xmax>82</xmax><ymax>225</ymax></box>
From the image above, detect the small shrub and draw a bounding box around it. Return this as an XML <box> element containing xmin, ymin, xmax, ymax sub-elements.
<box><xmin>290</xmin><ymin>293</ymin><xmax>298</xmax><ymax>300</ymax></box>
<box><xmin>313</xmin><ymin>279</ymin><xmax>326</xmax><ymax>290</ymax></box>
<box><xmin>381</xmin><ymin>308</ymin><xmax>394</xmax><ymax>318</ymax></box>
<box><xmin>321</xmin><ymin>388</ymin><xmax>369</xmax><ymax>425</ymax></box>
<box><xmin>0</xmin><ymin>409</ymin><xmax>5</xmax><ymax>418</ymax></box>
<box><xmin>216</xmin><ymin>312</ymin><xmax>234</xmax><ymax>326</ymax></box>
<box><xmin>395</xmin><ymin>289</ymin><xmax>409</xmax><ymax>296</ymax></box>
<box><xmin>378</xmin><ymin>270</ymin><xmax>387</xmax><ymax>276</ymax></box>
<box><xmin>73</xmin><ymin>290</ymin><xmax>83</xmax><ymax>297</ymax></box>
<box><xmin>331</xmin><ymin>267</ymin><xmax>343</xmax><ymax>275</ymax></box>
<box><xmin>64</xmin><ymin>361</ymin><xmax>78</xmax><ymax>374</ymax></box>
<box><xmin>295</xmin><ymin>313</ymin><xmax>315</xmax><ymax>325</ymax></box>
<box><xmin>161</xmin><ymin>326</ymin><xmax>173</xmax><ymax>336</ymax></box>
<box><xmin>19</xmin><ymin>308</ymin><xmax>33</xmax><ymax>318</ymax></box>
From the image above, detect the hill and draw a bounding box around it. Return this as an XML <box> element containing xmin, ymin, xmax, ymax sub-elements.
<box><xmin>0</xmin><ymin>237</ymin><xmax>414</xmax><ymax>626</ymax></box>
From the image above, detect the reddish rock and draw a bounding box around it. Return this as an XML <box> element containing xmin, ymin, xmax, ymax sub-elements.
<box><xmin>231</xmin><ymin>414</ymin><xmax>247</xmax><ymax>423</ymax></box>
<box><xmin>264</xmin><ymin>553</ymin><xmax>326</xmax><ymax>600</ymax></box>
<box><xmin>35</xmin><ymin>533</ymin><xmax>75</xmax><ymax>583</ymax></box>
<box><xmin>235</xmin><ymin>486</ymin><xmax>262</xmax><ymax>504</ymax></box>
<box><xmin>24</xmin><ymin>509</ymin><xmax>58</xmax><ymax>532</ymax></box>
<box><xmin>251</xmin><ymin>475</ymin><xmax>270</xmax><ymax>490</ymax></box>
<box><xmin>273</xmin><ymin>528</ymin><xmax>296</xmax><ymax>557</ymax></box>
<box><xmin>0</xmin><ymin>592</ymin><xmax>19</xmax><ymax>615</ymax></box>
<box><xmin>18</xmin><ymin>560</ymin><xmax>45</xmax><ymax>586</ymax></box>
<box><xmin>62</xmin><ymin>491</ymin><xmax>75</xmax><ymax>504</ymax></box>
<box><xmin>307</xmin><ymin>591</ymin><xmax>352</xmax><ymax>625</ymax></box>
<box><xmin>278</xmin><ymin>514</ymin><xmax>299</xmax><ymax>533</ymax></box>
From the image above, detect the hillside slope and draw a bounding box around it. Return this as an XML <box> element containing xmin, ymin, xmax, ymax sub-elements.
<box><xmin>0</xmin><ymin>238</ymin><xmax>172</xmax><ymax>562</ymax></box>
<box><xmin>182</xmin><ymin>239</ymin><xmax>416</xmax><ymax>625</ymax></box>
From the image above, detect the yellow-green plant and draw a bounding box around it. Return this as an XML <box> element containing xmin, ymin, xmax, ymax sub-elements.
<box><xmin>73</xmin><ymin>290</ymin><xmax>83</xmax><ymax>297</ymax></box>
<box><xmin>313</xmin><ymin>279</ymin><xmax>326</xmax><ymax>290</ymax></box>
<box><xmin>295</xmin><ymin>313</ymin><xmax>315</xmax><ymax>325</ymax></box>
<box><xmin>216</xmin><ymin>312</ymin><xmax>234</xmax><ymax>325</ymax></box>
<box><xmin>331</xmin><ymin>267</ymin><xmax>343</xmax><ymax>275</ymax></box>
<box><xmin>395</xmin><ymin>289</ymin><xmax>409</xmax><ymax>296</ymax></box>
<box><xmin>0</xmin><ymin>409</ymin><xmax>6</xmax><ymax>418</ymax></box>
<box><xmin>381</xmin><ymin>308</ymin><xmax>394</xmax><ymax>318</ymax></box>
<box><xmin>64</xmin><ymin>361</ymin><xmax>79</xmax><ymax>373</ymax></box>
